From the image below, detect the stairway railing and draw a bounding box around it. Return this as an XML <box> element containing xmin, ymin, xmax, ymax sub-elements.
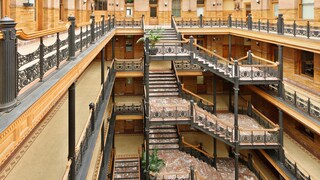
<box><xmin>114</xmin><ymin>58</ymin><xmax>143</xmax><ymax>71</ymax></box>
<box><xmin>238</xmin><ymin>153</ymin><xmax>267</xmax><ymax>180</ymax></box>
<box><xmin>180</xmin><ymin>136</ymin><xmax>216</xmax><ymax>167</ymax></box>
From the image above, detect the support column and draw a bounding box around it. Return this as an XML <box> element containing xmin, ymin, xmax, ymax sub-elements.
<box><xmin>233</xmin><ymin>60</ymin><xmax>240</xmax><ymax>180</ymax></box>
<box><xmin>278</xmin><ymin>108</ymin><xmax>284</xmax><ymax>163</ymax></box>
<box><xmin>145</xmin><ymin>37</ymin><xmax>150</xmax><ymax>180</ymax></box>
<box><xmin>101</xmin><ymin>47</ymin><xmax>105</xmax><ymax>99</ymax></box>
<box><xmin>68</xmin><ymin>83</ymin><xmax>76</xmax><ymax>180</ymax></box>
<box><xmin>228</xmin><ymin>84</ymin><xmax>232</xmax><ymax>111</ymax></box>
<box><xmin>112</xmin><ymin>36</ymin><xmax>115</xmax><ymax>60</ymax></box>
<box><xmin>228</xmin><ymin>35</ymin><xmax>232</xmax><ymax>60</ymax></box>
<box><xmin>213</xmin><ymin>75</ymin><xmax>217</xmax><ymax>115</ymax></box>
<box><xmin>0</xmin><ymin>17</ymin><xmax>17</xmax><ymax>112</ymax></box>
<box><xmin>68</xmin><ymin>16</ymin><xmax>76</xmax><ymax>60</ymax></box>
<box><xmin>213</xmin><ymin>138</ymin><xmax>217</xmax><ymax>168</ymax></box>
<box><xmin>90</xmin><ymin>15</ymin><xmax>95</xmax><ymax>44</ymax></box>
<box><xmin>278</xmin><ymin>45</ymin><xmax>283</xmax><ymax>98</ymax></box>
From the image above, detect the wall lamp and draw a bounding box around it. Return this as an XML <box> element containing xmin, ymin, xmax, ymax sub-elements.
<box><xmin>116</xmin><ymin>2</ymin><xmax>119</xmax><ymax>7</ymax></box>
<box><xmin>83</xmin><ymin>0</ymin><xmax>86</xmax><ymax>4</ymax></box>
<box><xmin>256</xmin><ymin>42</ymin><xmax>260</xmax><ymax>46</ymax></box>
<box><xmin>213</xmin><ymin>2</ymin><xmax>221</xmax><ymax>6</ymax></box>
<box><xmin>256</xmin><ymin>0</ymin><xmax>260</xmax><ymax>4</ymax></box>
<box><xmin>164</xmin><ymin>2</ymin><xmax>168</xmax><ymax>7</ymax></box>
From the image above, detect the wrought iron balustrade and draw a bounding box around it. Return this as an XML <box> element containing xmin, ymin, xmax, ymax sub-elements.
<box><xmin>262</xmin><ymin>84</ymin><xmax>320</xmax><ymax>120</ymax></box>
<box><xmin>14</xmin><ymin>15</ymin><xmax>116</xmax><ymax>93</ymax></box>
<box><xmin>173</xmin><ymin>14</ymin><xmax>320</xmax><ymax>40</ymax></box>
<box><xmin>174</xmin><ymin>60</ymin><xmax>201</xmax><ymax>71</ymax></box>
<box><xmin>114</xmin><ymin>58</ymin><xmax>143</xmax><ymax>71</ymax></box>
<box><xmin>115</xmin><ymin>18</ymin><xmax>142</xmax><ymax>28</ymax></box>
<box><xmin>152</xmin><ymin>42</ymin><xmax>189</xmax><ymax>55</ymax></box>
<box><xmin>149</xmin><ymin>105</ymin><xmax>191</xmax><ymax>122</ymax></box>
<box><xmin>114</xmin><ymin>102</ymin><xmax>143</xmax><ymax>114</ymax></box>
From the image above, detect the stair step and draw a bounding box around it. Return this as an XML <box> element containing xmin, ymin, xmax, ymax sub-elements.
<box><xmin>115</xmin><ymin>161</ymin><xmax>139</xmax><ymax>167</ymax></box>
<box><xmin>149</xmin><ymin>70</ymin><xmax>173</xmax><ymax>74</ymax></box>
<box><xmin>149</xmin><ymin>138</ymin><xmax>179</xmax><ymax>144</ymax></box>
<box><xmin>149</xmin><ymin>125</ymin><xmax>176</xmax><ymax>129</ymax></box>
<box><xmin>149</xmin><ymin>77</ymin><xmax>176</xmax><ymax>81</ymax></box>
<box><xmin>149</xmin><ymin>144</ymin><xmax>179</xmax><ymax>150</ymax></box>
<box><xmin>149</xmin><ymin>73</ymin><xmax>175</xmax><ymax>77</ymax></box>
<box><xmin>114</xmin><ymin>173</ymin><xmax>139</xmax><ymax>179</ymax></box>
<box><xmin>115</xmin><ymin>167</ymin><xmax>139</xmax><ymax>173</ymax></box>
<box><xmin>150</xmin><ymin>128</ymin><xmax>177</xmax><ymax>133</ymax></box>
<box><xmin>149</xmin><ymin>81</ymin><xmax>177</xmax><ymax>84</ymax></box>
<box><xmin>149</xmin><ymin>84</ymin><xmax>178</xmax><ymax>88</ymax></box>
<box><xmin>149</xmin><ymin>133</ymin><xmax>178</xmax><ymax>138</ymax></box>
<box><xmin>149</xmin><ymin>88</ymin><xmax>179</xmax><ymax>92</ymax></box>
<box><xmin>115</xmin><ymin>158</ymin><xmax>139</xmax><ymax>162</ymax></box>
<box><xmin>149</xmin><ymin>92</ymin><xmax>179</xmax><ymax>97</ymax></box>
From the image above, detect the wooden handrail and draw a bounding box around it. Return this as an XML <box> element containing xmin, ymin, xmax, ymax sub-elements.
<box><xmin>17</xmin><ymin>22</ymin><xmax>71</xmax><ymax>40</ymax></box>
<box><xmin>181</xmin><ymin>84</ymin><xmax>213</xmax><ymax>106</ymax></box>
<box><xmin>193</xmin><ymin>43</ymin><xmax>232</xmax><ymax>64</ymax></box>
<box><xmin>240</xmin><ymin>64</ymin><xmax>278</xmax><ymax>68</ymax></box>
<box><xmin>251</xmin><ymin>106</ymin><xmax>279</xmax><ymax>128</ymax></box>
<box><xmin>151</xmin><ymin>104</ymin><xmax>189</xmax><ymax>109</ymax></box>
<box><xmin>62</xmin><ymin>160</ymin><xmax>72</xmax><ymax>180</ymax></box>
<box><xmin>251</xmin><ymin>53</ymin><xmax>278</xmax><ymax>65</ymax></box>
<box><xmin>157</xmin><ymin>40</ymin><xmax>188</xmax><ymax>43</ymax></box>
<box><xmin>115</xmin><ymin>58</ymin><xmax>142</xmax><ymax>62</ymax></box>
<box><xmin>282</xmin><ymin>148</ymin><xmax>315</xmax><ymax>180</ymax></box>
<box><xmin>181</xmin><ymin>136</ymin><xmax>214</xmax><ymax>159</ymax></box>
<box><xmin>75</xmin><ymin>20</ymin><xmax>91</xmax><ymax>28</ymax></box>
<box><xmin>239</xmin><ymin>127</ymin><xmax>279</xmax><ymax>132</ymax></box>
<box><xmin>237</xmin><ymin>54</ymin><xmax>249</xmax><ymax>62</ymax></box>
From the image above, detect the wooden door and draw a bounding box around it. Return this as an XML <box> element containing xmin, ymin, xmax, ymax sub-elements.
<box><xmin>125</xmin><ymin>36</ymin><xmax>134</xmax><ymax>59</ymax></box>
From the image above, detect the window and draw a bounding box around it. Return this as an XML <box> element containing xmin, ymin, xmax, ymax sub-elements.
<box><xmin>59</xmin><ymin>0</ymin><xmax>63</xmax><ymax>21</ymax></box>
<box><xmin>126</xmin><ymin>36</ymin><xmax>133</xmax><ymax>52</ymax></box>
<box><xmin>172</xmin><ymin>0</ymin><xmax>181</xmax><ymax>17</ymax></box>
<box><xmin>197</xmin><ymin>0</ymin><xmax>204</xmax><ymax>5</ymax></box>
<box><xmin>301</xmin><ymin>51</ymin><xmax>314</xmax><ymax>77</ymax></box>
<box><xmin>95</xmin><ymin>0</ymin><xmax>108</xmax><ymax>10</ymax></box>
<box><xmin>149</xmin><ymin>0</ymin><xmax>157</xmax><ymax>5</ymax></box>
<box><xmin>126</xmin><ymin>0</ymin><xmax>134</xmax><ymax>3</ymax></box>
<box><xmin>301</xmin><ymin>0</ymin><xmax>314</xmax><ymax>19</ymax></box>
<box><xmin>126</xmin><ymin>7</ymin><xmax>133</xmax><ymax>17</ymax></box>
<box><xmin>273</xmin><ymin>3</ymin><xmax>279</xmax><ymax>17</ymax></box>
<box><xmin>197</xmin><ymin>76</ymin><xmax>204</xmax><ymax>84</ymax></box>
<box><xmin>150</xmin><ymin>7</ymin><xmax>157</xmax><ymax>17</ymax></box>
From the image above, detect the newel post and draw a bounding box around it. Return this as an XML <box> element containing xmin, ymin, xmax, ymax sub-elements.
<box><xmin>0</xmin><ymin>17</ymin><xmax>17</xmax><ymax>112</ymax></box>
<box><xmin>68</xmin><ymin>16</ymin><xmax>76</xmax><ymax>60</ymax></box>
<box><xmin>90</xmin><ymin>15</ymin><xmax>95</xmax><ymax>44</ymax></box>
<box><xmin>247</xmin><ymin>14</ymin><xmax>252</xmax><ymax>30</ymax></box>
<box><xmin>101</xmin><ymin>15</ymin><xmax>105</xmax><ymax>35</ymax></box>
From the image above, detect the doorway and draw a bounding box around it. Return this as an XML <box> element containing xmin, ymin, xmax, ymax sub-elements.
<box><xmin>125</xmin><ymin>35</ymin><xmax>134</xmax><ymax>59</ymax></box>
<box><xmin>245</xmin><ymin>3</ymin><xmax>251</xmax><ymax>17</ymax></box>
<box><xmin>172</xmin><ymin>0</ymin><xmax>181</xmax><ymax>17</ymax></box>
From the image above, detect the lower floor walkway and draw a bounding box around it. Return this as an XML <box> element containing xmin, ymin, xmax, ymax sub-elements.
<box><xmin>0</xmin><ymin>61</ymin><xmax>319</xmax><ymax>179</ymax></box>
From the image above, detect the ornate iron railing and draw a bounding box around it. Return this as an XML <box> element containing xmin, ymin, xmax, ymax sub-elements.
<box><xmin>16</xmin><ymin>15</ymin><xmax>116</xmax><ymax>93</ymax></box>
<box><xmin>149</xmin><ymin>104</ymin><xmax>191</xmax><ymax>122</ymax></box>
<box><xmin>114</xmin><ymin>58</ymin><xmax>143</xmax><ymax>71</ymax></box>
<box><xmin>174</xmin><ymin>60</ymin><xmax>201</xmax><ymax>71</ymax></box>
<box><xmin>262</xmin><ymin>84</ymin><xmax>320</xmax><ymax>120</ymax></box>
<box><xmin>114</xmin><ymin>102</ymin><xmax>143</xmax><ymax>114</ymax></box>
<box><xmin>173</xmin><ymin>14</ymin><xmax>320</xmax><ymax>40</ymax></box>
<box><xmin>115</xmin><ymin>18</ymin><xmax>142</xmax><ymax>28</ymax></box>
<box><xmin>283</xmin><ymin>149</ymin><xmax>313</xmax><ymax>180</ymax></box>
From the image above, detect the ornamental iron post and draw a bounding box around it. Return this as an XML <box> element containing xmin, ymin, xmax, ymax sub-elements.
<box><xmin>278</xmin><ymin>108</ymin><xmax>284</xmax><ymax>163</ymax></box>
<box><xmin>213</xmin><ymin>75</ymin><xmax>217</xmax><ymax>115</ymax></box>
<box><xmin>101</xmin><ymin>47</ymin><xmax>105</xmax><ymax>99</ymax></box>
<box><xmin>228</xmin><ymin>14</ymin><xmax>232</xmax><ymax>28</ymax></box>
<box><xmin>248</xmin><ymin>50</ymin><xmax>252</xmax><ymax>65</ymax></box>
<box><xmin>108</xmin><ymin>15</ymin><xmax>111</xmax><ymax>31</ymax></box>
<box><xmin>90</xmin><ymin>15</ymin><xmax>95</xmax><ymax>44</ymax></box>
<box><xmin>233</xmin><ymin>60</ymin><xmax>240</xmax><ymax>180</ymax></box>
<box><xmin>200</xmin><ymin>14</ymin><xmax>203</xmax><ymax>28</ymax></box>
<box><xmin>0</xmin><ymin>17</ymin><xmax>17</xmax><ymax>112</ymax></box>
<box><xmin>101</xmin><ymin>15</ymin><xmax>105</xmax><ymax>35</ymax></box>
<box><xmin>68</xmin><ymin>16</ymin><xmax>76</xmax><ymax>60</ymax></box>
<box><xmin>277</xmin><ymin>14</ymin><xmax>284</xmax><ymax>35</ymax></box>
<box><xmin>68</xmin><ymin>83</ymin><xmax>76</xmax><ymax>180</ymax></box>
<box><xmin>213</xmin><ymin>138</ymin><xmax>217</xmax><ymax>168</ymax></box>
<box><xmin>247</xmin><ymin>14</ymin><xmax>252</xmax><ymax>30</ymax></box>
<box><xmin>190</xmin><ymin>166</ymin><xmax>195</xmax><ymax>180</ymax></box>
<box><xmin>189</xmin><ymin>36</ymin><xmax>194</xmax><ymax>63</ymax></box>
<box><xmin>278</xmin><ymin>45</ymin><xmax>283</xmax><ymax>98</ymax></box>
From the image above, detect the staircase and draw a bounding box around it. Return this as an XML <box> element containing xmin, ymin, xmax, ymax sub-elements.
<box><xmin>149</xmin><ymin>125</ymin><xmax>180</xmax><ymax>150</ymax></box>
<box><xmin>149</xmin><ymin>70</ymin><xmax>179</xmax><ymax>97</ymax></box>
<box><xmin>113</xmin><ymin>157</ymin><xmax>140</xmax><ymax>180</ymax></box>
<box><xmin>145</xmin><ymin>28</ymin><xmax>178</xmax><ymax>41</ymax></box>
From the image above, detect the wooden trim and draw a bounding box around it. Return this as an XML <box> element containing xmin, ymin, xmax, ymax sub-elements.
<box><xmin>16</xmin><ymin>22</ymin><xmax>71</xmax><ymax>40</ymax></box>
<box><xmin>248</xmin><ymin>86</ymin><xmax>320</xmax><ymax>135</ymax></box>
<box><xmin>258</xmin><ymin>150</ymin><xmax>290</xmax><ymax>180</ymax></box>
<box><xmin>181</xmin><ymin>84</ymin><xmax>213</xmax><ymax>106</ymax></box>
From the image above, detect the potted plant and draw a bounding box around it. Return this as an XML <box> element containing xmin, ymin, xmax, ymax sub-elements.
<box><xmin>141</xmin><ymin>149</ymin><xmax>165</xmax><ymax>179</ymax></box>
<box><xmin>137</xmin><ymin>27</ymin><xmax>163</xmax><ymax>55</ymax></box>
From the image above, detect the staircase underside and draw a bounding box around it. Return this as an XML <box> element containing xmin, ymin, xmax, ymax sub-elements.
<box><xmin>148</xmin><ymin>97</ymin><xmax>279</xmax><ymax>149</ymax></box>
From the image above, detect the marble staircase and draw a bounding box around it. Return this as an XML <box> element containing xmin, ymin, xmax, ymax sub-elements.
<box><xmin>149</xmin><ymin>71</ymin><xmax>179</xmax><ymax>97</ymax></box>
<box><xmin>113</xmin><ymin>157</ymin><xmax>140</xmax><ymax>180</ymax></box>
<box><xmin>149</xmin><ymin>125</ymin><xmax>180</xmax><ymax>150</ymax></box>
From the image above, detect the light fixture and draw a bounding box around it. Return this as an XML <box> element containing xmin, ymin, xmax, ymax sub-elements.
<box><xmin>164</xmin><ymin>2</ymin><xmax>168</xmax><ymax>7</ymax></box>
<box><xmin>256</xmin><ymin>42</ymin><xmax>260</xmax><ymax>46</ymax></box>
<box><xmin>83</xmin><ymin>0</ymin><xmax>86</xmax><ymax>4</ymax></box>
<box><xmin>256</xmin><ymin>0</ymin><xmax>260</xmax><ymax>4</ymax></box>
<box><xmin>213</xmin><ymin>2</ymin><xmax>216</xmax><ymax>6</ymax></box>
<box><xmin>116</xmin><ymin>2</ymin><xmax>119</xmax><ymax>7</ymax></box>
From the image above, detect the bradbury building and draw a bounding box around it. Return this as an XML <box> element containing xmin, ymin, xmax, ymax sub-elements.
<box><xmin>0</xmin><ymin>0</ymin><xmax>319</xmax><ymax>180</ymax></box>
